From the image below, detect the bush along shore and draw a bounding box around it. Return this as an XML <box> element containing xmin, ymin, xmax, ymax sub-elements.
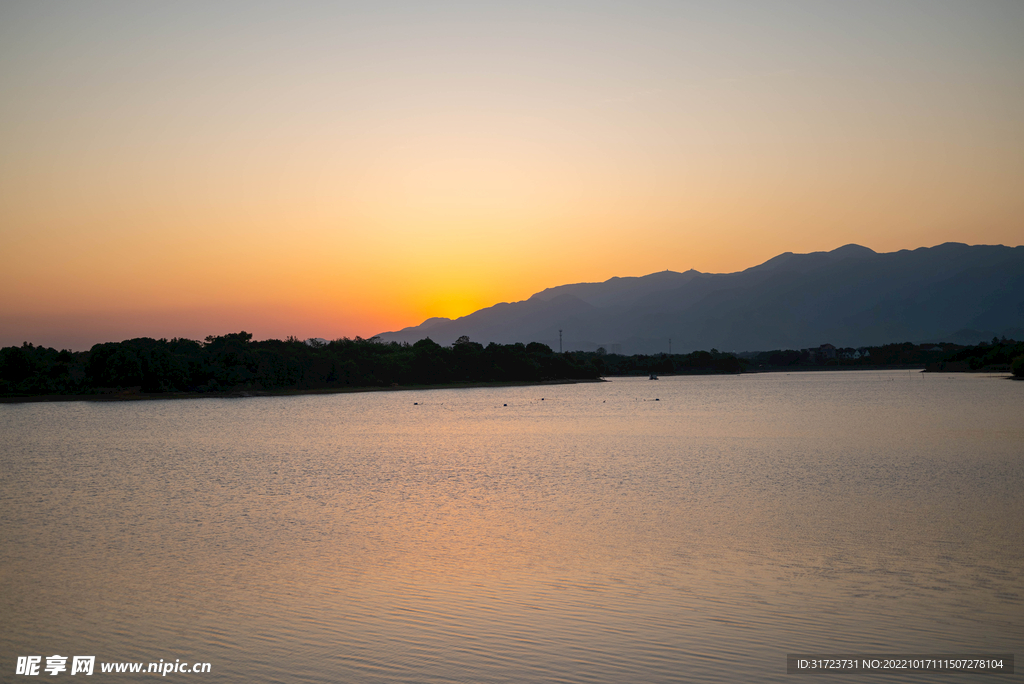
<box><xmin>0</xmin><ymin>333</ymin><xmax>750</xmax><ymax>401</ymax></box>
<box><xmin>742</xmin><ymin>339</ymin><xmax>1024</xmax><ymax>376</ymax></box>
<box><xmin>0</xmin><ymin>333</ymin><xmax>611</xmax><ymax>400</ymax></box>
<box><xmin>3</xmin><ymin>333</ymin><xmax>1019</xmax><ymax>402</ymax></box>
<box><xmin>923</xmin><ymin>338</ymin><xmax>1024</xmax><ymax>375</ymax></box>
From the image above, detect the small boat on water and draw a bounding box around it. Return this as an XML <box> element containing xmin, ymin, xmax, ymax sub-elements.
<box><xmin>649</xmin><ymin>373</ymin><xmax>658</xmax><ymax>380</ymax></box>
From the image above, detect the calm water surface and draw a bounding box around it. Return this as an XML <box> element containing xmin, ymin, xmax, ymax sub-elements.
<box><xmin>2</xmin><ymin>371</ymin><xmax>1021</xmax><ymax>682</ymax></box>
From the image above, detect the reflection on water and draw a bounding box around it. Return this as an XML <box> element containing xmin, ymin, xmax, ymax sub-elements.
<box><xmin>2</xmin><ymin>371</ymin><xmax>1021</xmax><ymax>682</ymax></box>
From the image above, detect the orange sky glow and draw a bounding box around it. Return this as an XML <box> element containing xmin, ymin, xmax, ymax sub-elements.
<box><xmin>2</xmin><ymin>1</ymin><xmax>1022</xmax><ymax>350</ymax></box>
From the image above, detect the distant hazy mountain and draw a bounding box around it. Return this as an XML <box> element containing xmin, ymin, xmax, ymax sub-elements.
<box><xmin>376</xmin><ymin>243</ymin><xmax>1024</xmax><ymax>354</ymax></box>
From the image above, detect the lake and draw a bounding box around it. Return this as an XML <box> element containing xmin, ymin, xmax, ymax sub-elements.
<box><xmin>2</xmin><ymin>371</ymin><xmax>1021</xmax><ymax>682</ymax></box>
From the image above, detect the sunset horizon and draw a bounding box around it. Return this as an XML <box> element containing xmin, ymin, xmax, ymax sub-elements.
<box><xmin>4</xmin><ymin>239</ymin><xmax>1020</xmax><ymax>352</ymax></box>
<box><xmin>3</xmin><ymin>2</ymin><xmax>1022</xmax><ymax>349</ymax></box>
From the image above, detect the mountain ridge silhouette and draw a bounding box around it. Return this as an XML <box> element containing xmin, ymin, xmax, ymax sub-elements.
<box><xmin>377</xmin><ymin>243</ymin><xmax>1024</xmax><ymax>354</ymax></box>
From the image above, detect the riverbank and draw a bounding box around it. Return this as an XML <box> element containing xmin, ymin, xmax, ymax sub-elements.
<box><xmin>0</xmin><ymin>377</ymin><xmax>606</xmax><ymax>404</ymax></box>
<box><xmin>744</xmin><ymin>364</ymin><xmax>927</xmax><ymax>373</ymax></box>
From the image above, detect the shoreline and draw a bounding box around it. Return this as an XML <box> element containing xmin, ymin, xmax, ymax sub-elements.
<box><xmin>5</xmin><ymin>366</ymin><xmax>1018</xmax><ymax>404</ymax></box>
<box><xmin>744</xmin><ymin>364</ymin><xmax>926</xmax><ymax>373</ymax></box>
<box><xmin>0</xmin><ymin>378</ymin><xmax>606</xmax><ymax>404</ymax></box>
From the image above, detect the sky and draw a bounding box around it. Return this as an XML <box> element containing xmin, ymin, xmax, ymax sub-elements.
<box><xmin>2</xmin><ymin>0</ymin><xmax>1022</xmax><ymax>350</ymax></box>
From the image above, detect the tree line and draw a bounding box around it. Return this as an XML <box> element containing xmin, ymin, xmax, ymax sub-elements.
<box><xmin>586</xmin><ymin>348</ymin><xmax>742</xmax><ymax>376</ymax></box>
<box><xmin>0</xmin><ymin>333</ymin><xmax>608</xmax><ymax>397</ymax></box>
<box><xmin>4</xmin><ymin>333</ymin><xmax>1019</xmax><ymax>399</ymax></box>
<box><xmin>743</xmin><ymin>339</ymin><xmax>1024</xmax><ymax>376</ymax></box>
<box><xmin>924</xmin><ymin>338</ymin><xmax>1024</xmax><ymax>375</ymax></box>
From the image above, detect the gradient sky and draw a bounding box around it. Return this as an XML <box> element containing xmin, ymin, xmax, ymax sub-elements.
<box><xmin>2</xmin><ymin>0</ymin><xmax>1022</xmax><ymax>350</ymax></box>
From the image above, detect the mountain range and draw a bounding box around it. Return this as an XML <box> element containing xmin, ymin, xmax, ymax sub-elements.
<box><xmin>377</xmin><ymin>243</ymin><xmax>1024</xmax><ymax>354</ymax></box>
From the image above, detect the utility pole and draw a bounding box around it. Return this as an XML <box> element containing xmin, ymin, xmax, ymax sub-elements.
<box><xmin>559</xmin><ymin>329</ymin><xmax>563</xmax><ymax>354</ymax></box>
<box><xmin>669</xmin><ymin>338</ymin><xmax>672</xmax><ymax>355</ymax></box>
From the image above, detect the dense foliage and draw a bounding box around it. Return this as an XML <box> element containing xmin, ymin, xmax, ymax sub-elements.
<box><xmin>743</xmin><ymin>342</ymin><xmax>961</xmax><ymax>369</ymax></box>
<box><xmin>926</xmin><ymin>338</ymin><xmax>1024</xmax><ymax>374</ymax></box>
<box><xmin>4</xmin><ymin>332</ymin><xmax>1017</xmax><ymax>398</ymax></box>
<box><xmin>0</xmin><ymin>333</ymin><xmax>605</xmax><ymax>397</ymax></box>
<box><xmin>742</xmin><ymin>338</ymin><xmax>1023</xmax><ymax>374</ymax></box>
<box><xmin>581</xmin><ymin>349</ymin><xmax>742</xmax><ymax>376</ymax></box>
